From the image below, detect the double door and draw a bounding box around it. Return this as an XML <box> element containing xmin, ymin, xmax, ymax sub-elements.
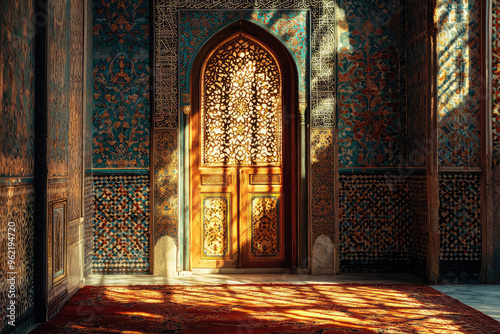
<box><xmin>190</xmin><ymin>33</ymin><xmax>290</xmax><ymax>268</ymax></box>
<box><xmin>191</xmin><ymin>167</ymin><xmax>285</xmax><ymax>268</ymax></box>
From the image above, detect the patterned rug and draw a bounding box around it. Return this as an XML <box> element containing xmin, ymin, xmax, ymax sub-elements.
<box><xmin>32</xmin><ymin>284</ymin><xmax>500</xmax><ymax>333</ymax></box>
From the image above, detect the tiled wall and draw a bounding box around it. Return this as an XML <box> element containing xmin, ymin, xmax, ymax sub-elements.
<box><xmin>336</xmin><ymin>0</ymin><xmax>408</xmax><ymax>272</ymax></box>
<box><xmin>81</xmin><ymin>0</ymin><xmax>489</xmax><ymax>280</ymax></box>
<box><xmin>436</xmin><ymin>0</ymin><xmax>481</xmax><ymax>168</ymax></box>
<box><xmin>405</xmin><ymin>0</ymin><xmax>430</xmax><ymax>278</ymax></box>
<box><xmin>493</xmin><ymin>0</ymin><xmax>500</xmax><ymax>165</ymax></box>
<box><xmin>46</xmin><ymin>0</ymin><xmax>72</xmax><ymax>314</ymax></box>
<box><xmin>311</xmin><ymin>129</ymin><xmax>335</xmax><ymax>245</ymax></box>
<box><xmin>339</xmin><ymin>174</ymin><xmax>411</xmax><ymax>272</ymax></box>
<box><xmin>0</xmin><ymin>1</ymin><xmax>35</xmax><ymax>179</ymax></box>
<box><xmin>337</xmin><ymin>0</ymin><xmax>404</xmax><ymax>168</ymax></box>
<box><xmin>493</xmin><ymin>0</ymin><xmax>500</xmax><ymax>283</ymax></box>
<box><xmin>0</xmin><ymin>187</ymin><xmax>35</xmax><ymax>333</ymax></box>
<box><xmin>84</xmin><ymin>0</ymin><xmax>94</xmax><ymax>277</ymax></box>
<box><xmin>405</xmin><ymin>0</ymin><xmax>429</xmax><ymax>169</ymax></box>
<box><xmin>68</xmin><ymin>0</ymin><xmax>84</xmax><ymax>223</ymax></box>
<box><xmin>154</xmin><ymin>130</ymin><xmax>178</xmax><ymax>247</ymax></box>
<box><xmin>92</xmin><ymin>0</ymin><xmax>151</xmax><ymax>273</ymax></box>
<box><xmin>1</xmin><ymin>0</ymin><xmax>90</xmax><ymax>327</ymax></box>
<box><xmin>408</xmin><ymin>174</ymin><xmax>429</xmax><ymax>275</ymax></box>
<box><xmin>93</xmin><ymin>174</ymin><xmax>150</xmax><ymax>274</ymax></box>
<box><xmin>92</xmin><ymin>0</ymin><xmax>150</xmax><ymax>169</ymax></box>
<box><xmin>439</xmin><ymin>173</ymin><xmax>481</xmax><ymax>283</ymax></box>
<box><xmin>0</xmin><ymin>0</ymin><xmax>36</xmax><ymax>332</ymax></box>
<box><xmin>436</xmin><ymin>0</ymin><xmax>482</xmax><ymax>282</ymax></box>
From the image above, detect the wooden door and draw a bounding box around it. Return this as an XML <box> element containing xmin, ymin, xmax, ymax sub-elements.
<box><xmin>190</xmin><ymin>33</ymin><xmax>288</xmax><ymax>269</ymax></box>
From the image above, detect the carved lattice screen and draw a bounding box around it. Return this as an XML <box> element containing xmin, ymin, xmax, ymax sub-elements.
<box><xmin>201</xmin><ymin>36</ymin><xmax>282</xmax><ymax>167</ymax></box>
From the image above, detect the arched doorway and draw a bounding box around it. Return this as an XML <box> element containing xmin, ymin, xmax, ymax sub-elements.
<box><xmin>189</xmin><ymin>22</ymin><xmax>298</xmax><ymax>269</ymax></box>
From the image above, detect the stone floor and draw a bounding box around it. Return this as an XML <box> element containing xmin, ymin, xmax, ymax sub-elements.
<box><xmin>85</xmin><ymin>273</ymin><xmax>500</xmax><ymax>322</ymax></box>
<box><xmin>431</xmin><ymin>284</ymin><xmax>500</xmax><ymax>322</ymax></box>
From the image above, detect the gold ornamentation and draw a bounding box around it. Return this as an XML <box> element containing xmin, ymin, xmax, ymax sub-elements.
<box><xmin>202</xmin><ymin>36</ymin><xmax>282</xmax><ymax>166</ymax></box>
<box><xmin>201</xmin><ymin>174</ymin><xmax>230</xmax><ymax>185</ymax></box>
<box><xmin>202</xmin><ymin>194</ymin><xmax>229</xmax><ymax>257</ymax></box>
<box><xmin>251</xmin><ymin>195</ymin><xmax>280</xmax><ymax>257</ymax></box>
<box><xmin>250</xmin><ymin>174</ymin><xmax>281</xmax><ymax>185</ymax></box>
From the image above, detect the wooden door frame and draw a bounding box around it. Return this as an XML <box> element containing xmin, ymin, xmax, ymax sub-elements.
<box><xmin>185</xmin><ymin>20</ymin><xmax>301</xmax><ymax>270</ymax></box>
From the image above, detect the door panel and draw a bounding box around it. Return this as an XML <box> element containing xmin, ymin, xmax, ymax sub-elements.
<box><xmin>240</xmin><ymin>168</ymin><xmax>285</xmax><ymax>267</ymax></box>
<box><xmin>191</xmin><ymin>168</ymin><xmax>238</xmax><ymax>268</ymax></box>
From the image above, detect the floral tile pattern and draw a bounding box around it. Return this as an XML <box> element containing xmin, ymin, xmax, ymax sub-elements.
<box><xmin>337</xmin><ymin>0</ymin><xmax>403</xmax><ymax>167</ymax></box>
<box><xmin>92</xmin><ymin>0</ymin><xmax>150</xmax><ymax>168</ymax></box>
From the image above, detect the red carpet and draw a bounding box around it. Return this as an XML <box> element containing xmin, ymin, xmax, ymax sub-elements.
<box><xmin>32</xmin><ymin>284</ymin><xmax>500</xmax><ymax>333</ymax></box>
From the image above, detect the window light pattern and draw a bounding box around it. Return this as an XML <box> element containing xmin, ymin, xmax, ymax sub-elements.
<box><xmin>202</xmin><ymin>36</ymin><xmax>282</xmax><ymax>166</ymax></box>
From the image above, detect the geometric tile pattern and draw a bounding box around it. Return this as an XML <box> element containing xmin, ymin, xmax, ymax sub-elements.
<box><xmin>68</xmin><ymin>0</ymin><xmax>84</xmax><ymax>221</ymax></box>
<box><xmin>93</xmin><ymin>174</ymin><xmax>150</xmax><ymax>274</ymax></box>
<box><xmin>0</xmin><ymin>185</ymin><xmax>35</xmax><ymax>333</ymax></box>
<box><xmin>311</xmin><ymin>129</ymin><xmax>335</xmax><ymax>244</ymax></box>
<box><xmin>154</xmin><ymin>0</ymin><xmax>330</xmax><ymax>129</ymax></box>
<box><xmin>405</xmin><ymin>0</ymin><xmax>429</xmax><ymax>168</ymax></box>
<box><xmin>436</xmin><ymin>0</ymin><xmax>481</xmax><ymax>167</ymax></box>
<box><xmin>438</xmin><ymin>173</ymin><xmax>481</xmax><ymax>262</ymax></box>
<box><xmin>339</xmin><ymin>174</ymin><xmax>411</xmax><ymax>272</ymax></box>
<box><xmin>179</xmin><ymin>10</ymin><xmax>308</xmax><ymax>96</ymax></box>
<box><xmin>84</xmin><ymin>0</ymin><xmax>94</xmax><ymax>277</ymax></box>
<box><xmin>493</xmin><ymin>0</ymin><xmax>500</xmax><ymax>165</ymax></box>
<box><xmin>0</xmin><ymin>0</ymin><xmax>35</xmax><ymax>178</ymax></box>
<box><xmin>337</xmin><ymin>0</ymin><xmax>403</xmax><ymax>167</ymax></box>
<box><xmin>84</xmin><ymin>173</ymin><xmax>94</xmax><ymax>276</ymax></box>
<box><xmin>47</xmin><ymin>0</ymin><xmax>70</xmax><ymax>178</ymax></box>
<box><xmin>92</xmin><ymin>0</ymin><xmax>150</xmax><ymax>168</ymax></box>
<box><xmin>409</xmin><ymin>173</ymin><xmax>428</xmax><ymax>275</ymax></box>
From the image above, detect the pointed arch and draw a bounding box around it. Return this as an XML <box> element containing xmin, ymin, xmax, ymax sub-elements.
<box><xmin>187</xmin><ymin>20</ymin><xmax>301</xmax><ymax>270</ymax></box>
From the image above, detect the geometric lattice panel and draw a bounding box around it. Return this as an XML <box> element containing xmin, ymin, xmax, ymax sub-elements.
<box><xmin>493</xmin><ymin>0</ymin><xmax>500</xmax><ymax>166</ymax></box>
<box><xmin>439</xmin><ymin>173</ymin><xmax>481</xmax><ymax>262</ymax></box>
<box><xmin>337</xmin><ymin>0</ymin><xmax>403</xmax><ymax>167</ymax></box>
<box><xmin>436</xmin><ymin>0</ymin><xmax>481</xmax><ymax>168</ymax></box>
<box><xmin>201</xmin><ymin>35</ymin><xmax>282</xmax><ymax>167</ymax></box>
<box><xmin>339</xmin><ymin>174</ymin><xmax>411</xmax><ymax>272</ymax></box>
<box><xmin>0</xmin><ymin>185</ymin><xmax>35</xmax><ymax>333</ymax></box>
<box><xmin>93</xmin><ymin>174</ymin><xmax>150</xmax><ymax>274</ymax></box>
